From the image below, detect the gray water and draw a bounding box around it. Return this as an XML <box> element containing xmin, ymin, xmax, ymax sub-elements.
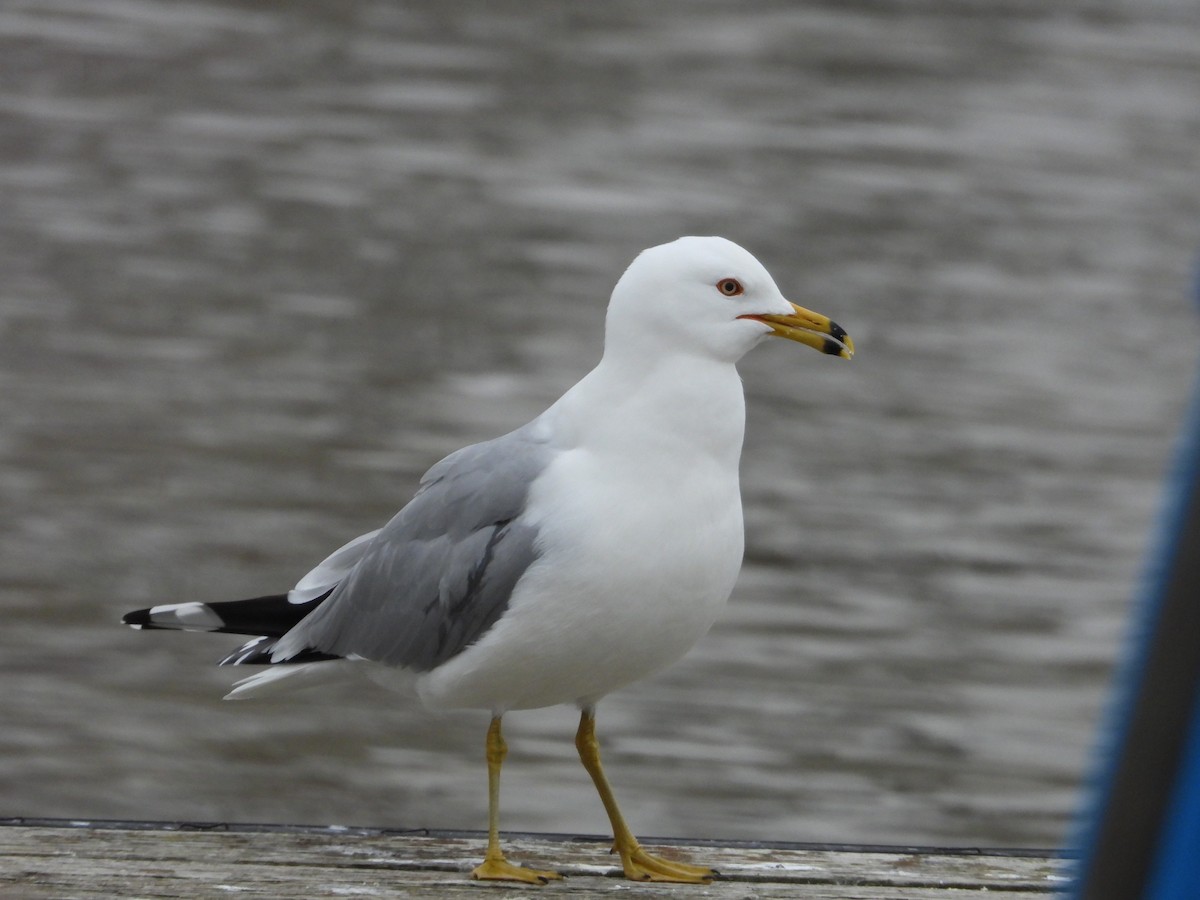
<box><xmin>2</xmin><ymin>0</ymin><xmax>1198</xmax><ymax>849</ymax></box>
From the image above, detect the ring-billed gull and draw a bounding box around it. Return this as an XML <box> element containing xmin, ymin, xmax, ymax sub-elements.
<box><xmin>123</xmin><ymin>235</ymin><xmax>854</xmax><ymax>883</ymax></box>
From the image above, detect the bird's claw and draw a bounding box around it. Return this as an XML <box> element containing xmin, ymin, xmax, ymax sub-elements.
<box><xmin>471</xmin><ymin>854</ymin><xmax>563</xmax><ymax>884</ymax></box>
<box><xmin>616</xmin><ymin>842</ymin><xmax>717</xmax><ymax>883</ymax></box>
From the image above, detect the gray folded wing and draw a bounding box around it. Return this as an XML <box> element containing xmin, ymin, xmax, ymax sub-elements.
<box><xmin>272</xmin><ymin>424</ymin><xmax>555</xmax><ymax>672</ymax></box>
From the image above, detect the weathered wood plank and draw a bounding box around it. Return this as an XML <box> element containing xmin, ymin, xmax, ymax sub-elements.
<box><xmin>0</xmin><ymin>822</ymin><xmax>1069</xmax><ymax>899</ymax></box>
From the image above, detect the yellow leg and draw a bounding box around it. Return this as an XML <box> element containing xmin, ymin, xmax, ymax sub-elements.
<box><xmin>471</xmin><ymin>716</ymin><xmax>563</xmax><ymax>884</ymax></box>
<box><xmin>574</xmin><ymin>708</ymin><xmax>716</xmax><ymax>883</ymax></box>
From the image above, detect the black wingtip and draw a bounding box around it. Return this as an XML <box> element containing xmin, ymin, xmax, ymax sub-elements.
<box><xmin>218</xmin><ymin>635</ymin><xmax>342</xmax><ymax>667</ymax></box>
<box><xmin>122</xmin><ymin>608</ymin><xmax>152</xmax><ymax>628</ymax></box>
<box><xmin>120</xmin><ymin>593</ymin><xmax>334</xmax><ymax>637</ymax></box>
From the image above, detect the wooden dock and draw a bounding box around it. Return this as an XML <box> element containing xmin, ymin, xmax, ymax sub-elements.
<box><xmin>1</xmin><ymin>818</ymin><xmax>1068</xmax><ymax>898</ymax></box>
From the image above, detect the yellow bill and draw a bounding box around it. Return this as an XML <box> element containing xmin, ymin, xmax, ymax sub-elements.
<box><xmin>739</xmin><ymin>303</ymin><xmax>854</xmax><ymax>359</ymax></box>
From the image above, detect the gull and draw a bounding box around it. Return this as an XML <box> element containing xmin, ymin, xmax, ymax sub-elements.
<box><xmin>123</xmin><ymin>235</ymin><xmax>854</xmax><ymax>884</ymax></box>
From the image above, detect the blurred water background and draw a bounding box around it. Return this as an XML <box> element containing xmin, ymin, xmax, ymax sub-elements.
<box><xmin>2</xmin><ymin>0</ymin><xmax>1198</xmax><ymax>848</ymax></box>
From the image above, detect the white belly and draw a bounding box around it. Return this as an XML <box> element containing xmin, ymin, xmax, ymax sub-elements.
<box><xmin>417</xmin><ymin>447</ymin><xmax>744</xmax><ymax>713</ymax></box>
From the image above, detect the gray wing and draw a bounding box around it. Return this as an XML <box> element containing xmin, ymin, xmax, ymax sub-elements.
<box><xmin>273</xmin><ymin>423</ymin><xmax>556</xmax><ymax>672</ymax></box>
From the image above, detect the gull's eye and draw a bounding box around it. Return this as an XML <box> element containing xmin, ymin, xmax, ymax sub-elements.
<box><xmin>716</xmin><ymin>278</ymin><xmax>744</xmax><ymax>297</ymax></box>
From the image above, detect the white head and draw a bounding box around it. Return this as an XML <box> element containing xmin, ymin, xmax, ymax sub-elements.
<box><xmin>604</xmin><ymin>236</ymin><xmax>853</xmax><ymax>365</ymax></box>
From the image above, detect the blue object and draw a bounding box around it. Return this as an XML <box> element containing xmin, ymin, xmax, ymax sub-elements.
<box><xmin>1072</xmin><ymin>289</ymin><xmax>1200</xmax><ymax>898</ymax></box>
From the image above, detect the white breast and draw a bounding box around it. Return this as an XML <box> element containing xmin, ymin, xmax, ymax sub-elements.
<box><xmin>418</xmin><ymin>450</ymin><xmax>743</xmax><ymax>712</ymax></box>
<box><xmin>418</xmin><ymin>355</ymin><xmax>749</xmax><ymax>714</ymax></box>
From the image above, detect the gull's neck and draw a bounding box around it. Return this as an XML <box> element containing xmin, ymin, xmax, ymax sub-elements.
<box><xmin>543</xmin><ymin>349</ymin><xmax>747</xmax><ymax>470</ymax></box>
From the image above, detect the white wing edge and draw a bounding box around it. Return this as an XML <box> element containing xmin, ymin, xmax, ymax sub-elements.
<box><xmin>224</xmin><ymin>659</ymin><xmax>355</xmax><ymax>700</ymax></box>
<box><xmin>288</xmin><ymin>528</ymin><xmax>382</xmax><ymax>604</ymax></box>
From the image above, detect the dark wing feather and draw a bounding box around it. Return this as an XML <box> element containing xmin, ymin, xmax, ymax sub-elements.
<box><xmin>122</xmin><ymin>592</ymin><xmax>329</xmax><ymax>638</ymax></box>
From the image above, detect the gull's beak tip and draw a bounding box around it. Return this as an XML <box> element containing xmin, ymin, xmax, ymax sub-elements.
<box><xmin>743</xmin><ymin>302</ymin><xmax>855</xmax><ymax>360</ymax></box>
<box><xmin>834</xmin><ymin>330</ymin><xmax>855</xmax><ymax>360</ymax></box>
